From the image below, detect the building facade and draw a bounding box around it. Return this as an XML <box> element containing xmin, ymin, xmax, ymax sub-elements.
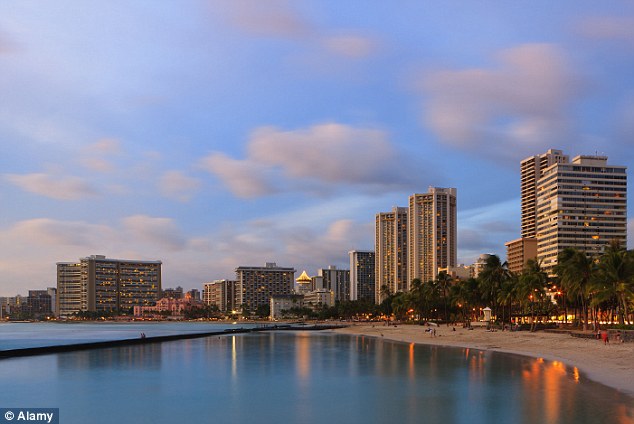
<box><xmin>235</xmin><ymin>263</ymin><xmax>295</xmax><ymax>313</ymax></box>
<box><xmin>535</xmin><ymin>154</ymin><xmax>627</xmax><ymax>272</ymax></box>
<box><xmin>295</xmin><ymin>270</ymin><xmax>313</xmax><ymax>294</ymax></box>
<box><xmin>408</xmin><ymin>187</ymin><xmax>457</xmax><ymax>285</ymax></box>
<box><xmin>202</xmin><ymin>280</ymin><xmax>236</xmax><ymax>312</ymax></box>
<box><xmin>520</xmin><ymin>149</ymin><xmax>569</xmax><ymax>238</ymax></box>
<box><xmin>318</xmin><ymin>266</ymin><xmax>350</xmax><ymax>302</ymax></box>
<box><xmin>375</xmin><ymin>206</ymin><xmax>408</xmax><ymax>302</ymax></box>
<box><xmin>57</xmin><ymin>255</ymin><xmax>162</xmax><ymax>316</ymax></box>
<box><xmin>349</xmin><ymin>250</ymin><xmax>375</xmax><ymax>303</ymax></box>
<box><xmin>505</xmin><ymin>238</ymin><xmax>538</xmax><ymax>274</ymax></box>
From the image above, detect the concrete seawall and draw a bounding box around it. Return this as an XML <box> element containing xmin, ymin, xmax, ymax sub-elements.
<box><xmin>0</xmin><ymin>324</ymin><xmax>346</xmax><ymax>359</ymax></box>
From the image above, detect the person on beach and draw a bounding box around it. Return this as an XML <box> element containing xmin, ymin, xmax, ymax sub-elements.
<box><xmin>601</xmin><ymin>329</ymin><xmax>609</xmax><ymax>345</ymax></box>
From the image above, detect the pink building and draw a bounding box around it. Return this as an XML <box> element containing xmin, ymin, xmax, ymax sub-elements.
<box><xmin>134</xmin><ymin>294</ymin><xmax>203</xmax><ymax>318</ymax></box>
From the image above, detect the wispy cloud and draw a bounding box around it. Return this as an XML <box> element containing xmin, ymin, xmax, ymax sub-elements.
<box><xmin>577</xmin><ymin>16</ymin><xmax>634</xmax><ymax>46</ymax></box>
<box><xmin>201</xmin><ymin>122</ymin><xmax>423</xmax><ymax>198</ymax></box>
<box><xmin>122</xmin><ymin>215</ymin><xmax>187</xmax><ymax>251</ymax></box>
<box><xmin>159</xmin><ymin>170</ymin><xmax>201</xmax><ymax>202</ymax></box>
<box><xmin>212</xmin><ymin>0</ymin><xmax>310</xmax><ymax>38</ymax></box>
<box><xmin>321</xmin><ymin>33</ymin><xmax>379</xmax><ymax>59</ymax></box>
<box><xmin>5</xmin><ymin>172</ymin><xmax>97</xmax><ymax>200</ymax></box>
<box><xmin>420</xmin><ymin>44</ymin><xmax>580</xmax><ymax>161</ymax></box>
<box><xmin>80</xmin><ymin>138</ymin><xmax>123</xmax><ymax>172</ymax></box>
<box><xmin>200</xmin><ymin>152</ymin><xmax>276</xmax><ymax>198</ymax></box>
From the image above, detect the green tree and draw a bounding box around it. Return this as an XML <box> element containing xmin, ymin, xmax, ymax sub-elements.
<box><xmin>594</xmin><ymin>241</ymin><xmax>634</xmax><ymax>325</ymax></box>
<box><xmin>478</xmin><ymin>255</ymin><xmax>512</xmax><ymax>322</ymax></box>
<box><xmin>518</xmin><ymin>259</ymin><xmax>548</xmax><ymax>332</ymax></box>
<box><xmin>555</xmin><ymin>247</ymin><xmax>595</xmax><ymax>330</ymax></box>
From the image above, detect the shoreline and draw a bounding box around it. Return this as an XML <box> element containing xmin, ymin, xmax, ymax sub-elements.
<box><xmin>332</xmin><ymin>323</ymin><xmax>634</xmax><ymax>397</ymax></box>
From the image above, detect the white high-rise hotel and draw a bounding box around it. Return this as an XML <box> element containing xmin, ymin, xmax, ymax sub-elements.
<box><xmin>520</xmin><ymin>149</ymin><xmax>627</xmax><ymax>274</ymax></box>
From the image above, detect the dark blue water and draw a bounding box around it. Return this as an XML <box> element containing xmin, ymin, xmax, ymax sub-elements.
<box><xmin>0</xmin><ymin>325</ymin><xmax>632</xmax><ymax>424</ymax></box>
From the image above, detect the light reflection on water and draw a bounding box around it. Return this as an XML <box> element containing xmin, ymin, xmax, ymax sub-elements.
<box><xmin>0</xmin><ymin>332</ymin><xmax>631</xmax><ymax>424</ymax></box>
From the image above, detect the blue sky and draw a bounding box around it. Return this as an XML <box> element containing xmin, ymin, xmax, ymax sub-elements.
<box><xmin>1</xmin><ymin>1</ymin><xmax>633</xmax><ymax>295</ymax></box>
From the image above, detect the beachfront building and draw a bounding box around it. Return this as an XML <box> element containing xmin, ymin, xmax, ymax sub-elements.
<box><xmin>437</xmin><ymin>265</ymin><xmax>472</xmax><ymax>281</ymax></box>
<box><xmin>133</xmin><ymin>294</ymin><xmax>203</xmax><ymax>318</ymax></box>
<box><xmin>56</xmin><ymin>255</ymin><xmax>162</xmax><ymax>316</ymax></box>
<box><xmin>535</xmin><ymin>154</ymin><xmax>627</xmax><ymax>273</ymax></box>
<box><xmin>472</xmin><ymin>254</ymin><xmax>492</xmax><ymax>278</ymax></box>
<box><xmin>408</xmin><ymin>187</ymin><xmax>457</xmax><ymax>285</ymax></box>
<box><xmin>349</xmin><ymin>250</ymin><xmax>375</xmax><ymax>303</ymax></box>
<box><xmin>203</xmin><ymin>280</ymin><xmax>236</xmax><ymax>313</ymax></box>
<box><xmin>375</xmin><ymin>206</ymin><xmax>408</xmax><ymax>302</ymax></box>
<box><xmin>318</xmin><ymin>266</ymin><xmax>350</xmax><ymax>302</ymax></box>
<box><xmin>505</xmin><ymin>238</ymin><xmax>538</xmax><ymax>274</ymax></box>
<box><xmin>295</xmin><ymin>270</ymin><xmax>313</xmax><ymax>294</ymax></box>
<box><xmin>521</xmin><ymin>149</ymin><xmax>570</xmax><ymax>238</ymax></box>
<box><xmin>235</xmin><ymin>263</ymin><xmax>295</xmax><ymax>314</ymax></box>
<box><xmin>270</xmin><ymin>294</ymin><xmax>304</xmax><ymax>320</ymax></box>
<box><xmin>303</xmin><ymin>289</ymin><xmax>335</xmax><ymax>309</ymax></box>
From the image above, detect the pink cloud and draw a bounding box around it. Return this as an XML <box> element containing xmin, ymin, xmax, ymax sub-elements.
<box><xmin>421</xmin><ymin>44</ymin><xmax>580</xmax><ymax>161</ymax></box>
<box><xmin>5</xmin><ymin>172</ymin><xmax>97</xmax><ymax>200</ymax></box>
<box><xmin>201</xmin><ymin>122</ymin><xmax>421</xmax><ymax>198</ymax></box>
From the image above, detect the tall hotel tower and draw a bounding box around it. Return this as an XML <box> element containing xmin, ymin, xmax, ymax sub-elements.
<box><xmin>535</xmin><ymin>154</ymin><xmax>627</xmax><ymax>272</ymax></box>
<box><xmin>516</xmin><ymin>149</ymin><xmax>627</xmax><ymax>274</ymax></box>
<box><xmin>375</xmin><ymin>207</ymin><xmax>408</xmax><ymax>302</ymax></box>
<box><xmin>521</xmin><ymin>149</ymin><xmax>570</xmax><ymax>238</ymax></box>
<box><xmin>349</xmin><ymin>250</ymin><xmax>375</xmax><ymax>303</ymax></box>
<box><xmin>408</xmin><ymin>187</ymin><xmax>457</xmax><ymax>285</ymax></box>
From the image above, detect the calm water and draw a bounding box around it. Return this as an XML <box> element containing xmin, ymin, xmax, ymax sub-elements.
<box><xmin>0</xmin><ymin>324</ymin><xmax>632</xmax><ymax>424</ymax></box>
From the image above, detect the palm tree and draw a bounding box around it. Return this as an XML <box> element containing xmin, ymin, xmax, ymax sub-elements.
<box><xmin>554</xmin><ymin>247</ymin><xmax>596</xmax><ymax>331</ymax></box>
<box><xmin>496</xmin><ymin>274</ymin><xmax>517</xmax><ymax>330</ymax></box>
<box><xmin>450</xmin><ymin>278</ymin><xmax>478</xmax><ymax>326</ymax></box>
<box><xmin>478</xmin><ymin>255</ymin><xmax>512</xmax><ymax>323</ymax></box>
<box><xmin>436</xmin><ymin>271</ymin><xmax>452</xmax><ymax>323</ymax></box>
<box><xmin>518</xmin><ymin>258</ymin><xmax>548</xmax><ymax>332</ymax></box>
<box><xmin>594</xmin><ymin>240</ymin><xmax>634</xmax><ymax>325</ymax></box>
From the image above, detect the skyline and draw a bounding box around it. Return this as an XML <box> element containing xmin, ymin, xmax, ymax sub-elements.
<box><xmin>1</xmin><ymin>1</ymin><xmax>634</xmax><ymax>295</ymax></box>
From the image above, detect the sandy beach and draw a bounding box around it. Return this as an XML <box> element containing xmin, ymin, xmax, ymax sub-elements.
<box><xmin>333</xmin><ymin>323</ymin><xmax>634</xmax><ymax>397</ymax></box>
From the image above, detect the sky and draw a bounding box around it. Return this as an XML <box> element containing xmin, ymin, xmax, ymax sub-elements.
<box><xmin>1</xmin><ymin>1</ymin><xmax>634</xmax><ymax>295</ymax></box>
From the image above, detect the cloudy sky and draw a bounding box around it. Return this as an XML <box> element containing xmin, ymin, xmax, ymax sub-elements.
<box><xmin>1</xmin><ymin>1</ymin><xmax>633</xmax><ymax>295</ymax></box>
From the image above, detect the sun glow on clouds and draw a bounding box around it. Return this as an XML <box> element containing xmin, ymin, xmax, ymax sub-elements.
<box><xmin>5</xmin><ymin>173</ymin><xmax>96</xmax><ymax>200</ymax></box>
<box><xmin>421</xmin><ymin>44</ymin><xmax>579</xmax><ymax>161</ymax></box>
<box><xmin>201</xmin><ymin>122</ymin><xmax>421</xmax><ymax>198</ymax></box>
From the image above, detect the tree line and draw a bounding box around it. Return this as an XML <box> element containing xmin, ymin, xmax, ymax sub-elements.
<box><xmin>379</xmin><ymin>240</ymin><xmax>634</xmax><ymax>331</ymax></box>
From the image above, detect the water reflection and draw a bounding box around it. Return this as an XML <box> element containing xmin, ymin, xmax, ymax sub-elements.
<box><xmin>1</xmin><ymin>332</ymin><xmax>631</xmax><ymax>424</ymax></box>
<box><xmin>57</xmin><ymin>344</ymin><xmax>162</xmax><ymax>370</ymax></box>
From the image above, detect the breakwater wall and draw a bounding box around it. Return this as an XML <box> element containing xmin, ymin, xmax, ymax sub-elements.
<box><xmin>0</xmin><ymin>324</ymin><xmax>346</xmax><ymax>359</ymax></box>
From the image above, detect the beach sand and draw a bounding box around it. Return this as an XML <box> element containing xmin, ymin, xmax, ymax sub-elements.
<box><xmin>333</xmin><ymin>323</ymin><xmax>634</xmax><ymax>396</ymax></box>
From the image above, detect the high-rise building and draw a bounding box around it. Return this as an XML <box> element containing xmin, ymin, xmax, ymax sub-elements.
<box><xmin>57</xmin><ymin>262</ymin><xmax>83</xmax><ymax>316</ymax></box>
<box><xmin>235</xmin><ymin>263</ymin><xmax>295</xmax><ymax>313</ymax></box>
<box><xmin>56</xmin><ymin>255</ymin><xmax>161</xmax><ymax>316</ymax></box>
<box><xmin>203</xmin><ymin>280</ymin><xmax>236</xmax><ymax>312</ymax></box>
<box><xmin>318</xmin><ymin>266</ymin><xmax>350</xmax><ymax>302</ymax></box>
<box><xmin>349</xmin><ymin>250</ymin><xmax>375</xmax><ymax>303</ymax></box>
<box><xmin>375</xmin><ymin>206</ymin><xmax>408</xmax><ymax>302</ymax></box>
<box><xmin>408</xmin><ymin>187</ymin><xmax>457</xmax><ymax>284</ymax></box>
<box><xmin>520</xmin><ymin>149</ymin><xmax>569</xmax><ymax>238</ymax></box>
<box><xmin>535</xmin><ymin>154</ymin><xmax>627</xmax><ymax>272</ymax></box>
<box><xmin>505</xmin><ymin>238</ymin><xmax>538</xmax><ymax>274</ymax></box>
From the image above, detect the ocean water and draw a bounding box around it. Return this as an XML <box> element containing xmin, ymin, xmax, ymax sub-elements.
<box><xmin>0</xmin><ymin>323</ymin><xmax>632</xmax><ymax>424</ymax></box>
